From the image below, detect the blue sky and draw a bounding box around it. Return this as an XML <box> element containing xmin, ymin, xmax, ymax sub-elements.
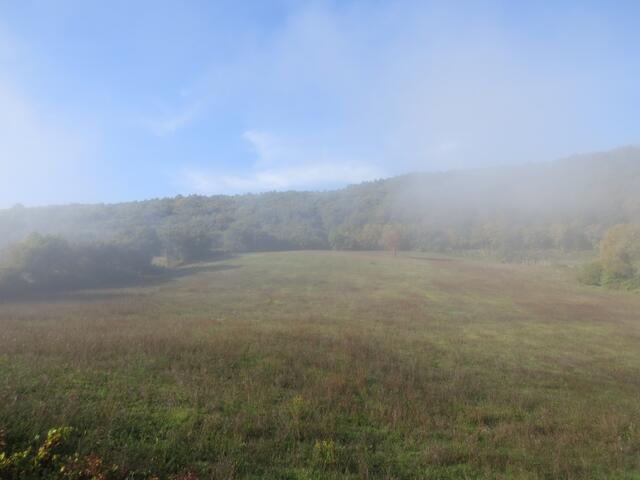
<box><xmin>0</xmin><ymin>0</ymin><xmax>639</xmax><ymax>207</ymax></box>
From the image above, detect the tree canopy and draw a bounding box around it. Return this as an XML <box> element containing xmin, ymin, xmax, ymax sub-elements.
<box><xmin>1</xmin><ymin>147</ymin><xmax>639</xmax><ymax>264</ymax></box>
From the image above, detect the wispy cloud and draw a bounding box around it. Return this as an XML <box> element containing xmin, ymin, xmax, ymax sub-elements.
<box><xmin>177</xmin><ymin>129</ymin><xmax>384</xmax><ymax>194</ymax></box>
<box><xmin>3</xmin><ymin>1</ymin><xmax>637</xmax><ymax>204</ymax></box>
<box><xmin>140</xmin><ymin>101</ymin><xmax>204</xmax><ymax>136</ymax></box>
<box><xmin>171</xmin><ymin>0</ymin><xmax>634</xmax><ymax>189</ymax></box>
<box><xmin>180</xmin><ymin>162</ymin><xmax>382</xmax><ymax>194</ymax></box>
<box><xmin>242</xmin><ymin>130</ymin><xmax>281</xmax><ymax>166</ymax></box>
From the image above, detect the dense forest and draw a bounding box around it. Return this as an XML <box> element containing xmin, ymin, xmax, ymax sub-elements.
<box><xmin>1</xmin><ymin>147</ymin><xmax>640</xmax><ymax>293</ymax></box>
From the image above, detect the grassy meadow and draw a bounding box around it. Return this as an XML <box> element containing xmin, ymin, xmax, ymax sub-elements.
<box><xmin>1</xmin><ymin>251</ymin><xmax>640</xmax><ymax>479</ymax></box>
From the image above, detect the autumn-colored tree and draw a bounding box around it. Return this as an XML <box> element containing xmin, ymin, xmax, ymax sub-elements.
<box><xmin>599</xmin><ymin>224</ymin><xmax>640</xmax><ymax>279</ymax></box>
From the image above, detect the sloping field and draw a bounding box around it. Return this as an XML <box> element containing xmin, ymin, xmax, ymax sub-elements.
<box><xmin>1</xmin><ymin>251</ymin><xmax>640</xmax><ymax>479</ymax></box>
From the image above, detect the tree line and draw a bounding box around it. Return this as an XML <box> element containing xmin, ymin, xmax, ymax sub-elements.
<box><xmin>1</xmin><ymin>147</ymin><xmax>639</xmax><ymax>294</ymax></box>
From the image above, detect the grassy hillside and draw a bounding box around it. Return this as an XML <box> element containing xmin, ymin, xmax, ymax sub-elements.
<box><xmin>2</xmin><ymin>251</ymin><xmax>640</xmax><ymax>478</ymax></box>
<box><xmin>2</xmin><ymin>147</ymin><xmax>639</xmax><ymax>256</ymax></box>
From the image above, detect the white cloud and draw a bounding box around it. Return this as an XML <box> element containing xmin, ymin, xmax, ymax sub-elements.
<box><xmin>172</xmin><ymin>1</ymin><xmax>626</xmax><ymax>182</ymax></box>
<box><xmin>242</xmin><ymin>130</ymin><xmax>281</xmax><ymax>165</ymax></box>
<box><xmin>179</xmin><ymin>162</ymin><xmax>383</xmax><ymax>194</ymax></box>
<box><xmin>177</xmin><ymin>129</ymin><xmax>384</xmax><ymax>194</ymax></box>
<box><xmin>140</xmin><ymin>102</ymin><xmax>203</xmax><ymax>136</ymax></box>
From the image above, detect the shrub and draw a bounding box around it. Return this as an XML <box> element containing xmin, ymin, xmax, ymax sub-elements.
<box><xmin>0</xmin><ymin>234</ymin><xmax>160</xmax><ymax>297</ymax></box>
<box><xmin>0</xmin><ymin>427</ymin><xmax>198</xmax><ymax>479</ymax></box>
<box><xmin>600</xmin><ymin>224</ymin><xmax>640</xmax><ymax>279</ymax></box>
<box><xmin>577</xmin><ymin>261</ymin><xmax>603</xmax><ymax>286</ymax></box>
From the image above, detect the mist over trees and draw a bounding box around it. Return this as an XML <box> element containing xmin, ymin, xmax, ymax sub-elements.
<box><xmin>1</xmin><ymin>147</ymin><xmax>640</xmax><ymax>293</ymax></box>
<box><xmin>0</xmin><ymin>233</ymin><xmax>160</xmax><ymax>296</ymax></box>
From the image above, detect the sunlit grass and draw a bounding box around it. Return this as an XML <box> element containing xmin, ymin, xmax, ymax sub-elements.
<box><xmin>1</xmin><ymin>251</ymin><xmax>640</xmax><ymax>478</ymax></box>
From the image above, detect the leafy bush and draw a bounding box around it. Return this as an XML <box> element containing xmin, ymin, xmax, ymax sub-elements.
<box><xmin>577</xmin><ymin>261</ymin><xmax>603</xmax><ymax>286</ymax></box>
<box><xmin>0</xmin><ymin>427</ymin><xmax>110</xmax><ymax>480</ymax></box>
<box><xmin>0</xmin><ymin>233</ymin><xmax>160</xmax><ymax>297</ymax></box>
<box><xmin>601</xmin><ymin>272</ymin><xmax>640</xmax><ymax>291</ymax></box>
<box><xmin>600</xmin><ymin>224</ymin><xmax>640</xmax><ymax>279</ymax></box>
<box><xmin>583</xmin><ymin>224</ymin><xmax>640</xmax><ymax>290</ymax></box>
<box><xmin>0</xmin><ymin>427</ymin><xmax>199</xmax><ymax>480</ymax></box>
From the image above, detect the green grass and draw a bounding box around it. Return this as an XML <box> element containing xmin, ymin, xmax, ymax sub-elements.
<box><xmin>1</xmin><ymin>251</ymin><xmax>640</xmax><ymax>479</ymax></box>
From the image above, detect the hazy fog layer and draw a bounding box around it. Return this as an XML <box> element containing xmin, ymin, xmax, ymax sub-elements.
<box><xmin>1</xmin><ymin>1</ymin><xmax>639</xmax><ymax>207</ymax></box>
<box><xmin>1</xmin><ymin>147</ymin><xmax>638</xmax><ymax>255</ymax></box>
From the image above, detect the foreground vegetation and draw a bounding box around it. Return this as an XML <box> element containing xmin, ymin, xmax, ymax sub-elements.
<box><xmin>1</xmin><ymin>251</ymin><xmax>640</xmax><ymax>479</ymax></box>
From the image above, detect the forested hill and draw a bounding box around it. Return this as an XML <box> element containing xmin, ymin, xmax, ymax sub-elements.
<box><xmin>2</xmin><ymin>146</ymin><xmax>639</xmax><ymax>258</ymax></box>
